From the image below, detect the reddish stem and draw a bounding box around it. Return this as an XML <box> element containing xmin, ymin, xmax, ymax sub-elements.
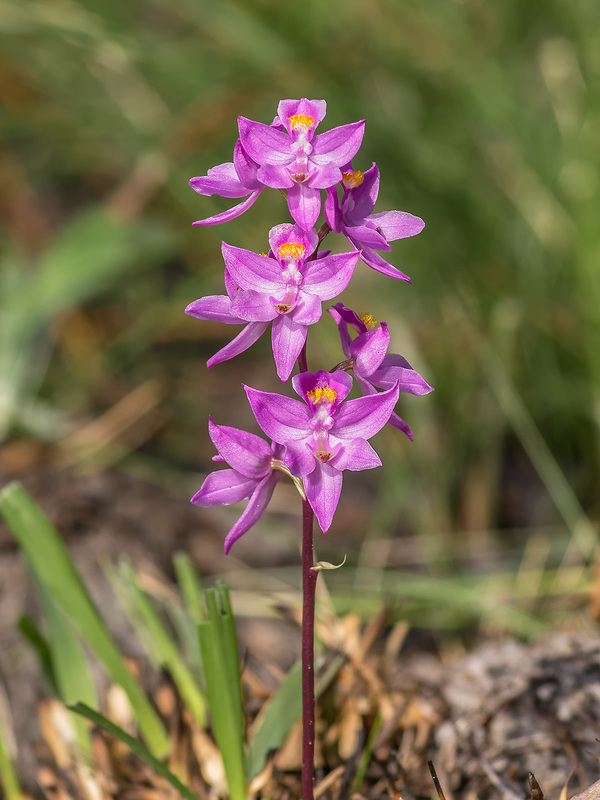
<box><xmin>298</xmin><ymin>343</ymin><xmax>308</xmax><ymax>374</ymax></box>
<box><xmin>301</xmin><ymin>497</ymin><xmax>317</xmax><ymax>800</ymax></box>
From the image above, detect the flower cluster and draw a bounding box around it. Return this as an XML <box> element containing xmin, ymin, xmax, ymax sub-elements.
<box><xmin>187</xmin><ymin>99</ymin><xmax>432</xmax><ymax>547</ymax></box>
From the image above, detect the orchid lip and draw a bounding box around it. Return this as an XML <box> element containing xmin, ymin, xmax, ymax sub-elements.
<box><xmin>316</xmin><ymin>450</ymin><xmax>334</xmax><ymax>462</ymax></box>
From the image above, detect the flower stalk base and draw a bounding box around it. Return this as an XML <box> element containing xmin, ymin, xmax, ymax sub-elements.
<box><xmin>301</xmin><ymin>498</ymin><xmax>318</xmax><ymax>800</ymax></box>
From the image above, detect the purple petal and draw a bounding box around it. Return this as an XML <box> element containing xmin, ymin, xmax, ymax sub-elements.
<box><xmin>271</xmin><ymin>316</ymin><xmax>308</xmax><ymax>381</ymax></box>
<box><xmin>223</xmin><ymin>472</ymin><xmax>279</xmax><ymax>553</ymax></box>
<box><xmin>329</xmin><ymin>302</ymin><xmax>367</xmax><ymax>335</ymax></box>
<box><xmin>292</xmin><ymin>370</ymin><xmax>353</xmax><ymax>407</ymax></box>
<box><xmin>191</xmin><ymin>469</ymin><xmax>256</xmax><ymax>507</ymax></box>
<box><xmin>189</xmin><ymin>162</ymin><xmax>250</xmax><ymax>198</ymax></box>
<box><xmin>354</xmin><ymin>373</ymin><xmax>378</xmax><ymax>398</ymax></box>
<box><xmin>224</xmin><ymin>268</ymin><xmax>240</xmax><ymax>300</ymax></box>
<box><xmin>331</xmin><ymin>438</ymin><xmax>382</xmax><ymax>471</ymax></box>
<box><xmin>346</xmin><ymin>163</ymin><xmax>379</xmax><ymax>221</ymax></box>
<box><xmin>192</xmin><ymin>190</ymin><xmax>262</xmax><ymax>226</ymax></box>
<box><xmin>230</xmin><ymin>289</ymin><xmax>279</xmax><ymax>322</ymax></box>
<box><xmin>350</xmin><ymin>324</ymin><xmax>391</xmax><ymax>377</ymax></box>
<box><xmin>207</xmin><ymin>321</ymin><xmax>269</xmax><ymax>367</ymax></box>
<box><xmin>301</xmin><ymin>251</ymin><xmax>359</xmax><ymax>300</ymax></box>
<box><xmin>344</xmin><ymin>224</ymin><xmax>391</xmax><ymax>252</ymax></box>
<box><xmin>269</xmin><ymin>223</ymin><xmax>318</xmax><ymax>261</ymax></box>
<box><xmin>291</xmin><ymin>292</ymin><xmax>322</xmax><ymax>326</ymax></box>
<box><xmin>185</xmin><ymin>295</ymin><xmax>241</xmax><ymax>324</ymax></box>
<box><xmin>307</xmin><ymin>162</ymin><xmax>343</xmax><ymax>190</ymax></box>
<box><xmin>238</xmin><ymin>117</ymin><xmax>294</xmax><ymax>166</ymax></box>
<box><xmin>277</xmin><ymin>99</ymin><xmax>327</xmax><ymax>136</ymax></box>
<box><xmin>328</xmin><ymin>305</ymin><xmax>353</xmax><ymax>358</ymax></box>
<box><xmin>368</xmin><ymin>210</ymin><xmax>425</xmax><ymax>241</ymax></box>
<box><xmin>222</xmin><ymin>243</ymin><xmax>283</xmax><ymax>292</ymax></box>
<box><xmin>388</xmin><ymin>411</ymin><xmax>414</xmax><ymax>440</ymax></box>
<box><xmin>357</xmin><ymin>246</ymin><xmax>411</xmax><ymax>282</ymax></box>
<box><xmin>324</xmin><ymin>186</ymin><xmax>342</xmax><ymax>233</ymax></box>
<box><xmin>245</xmin><ymin>385</ymin><xmax>312</xmax><ymax>441</ymax></box>
<box><xmin>371</xmin><ymin>354</ymin><xmax>434</xmax><ymax>395</ymax></box>
<box><xmin>286</xmin><ymin>183</ymin><xmax>321</xmax><ymax>231</ymax></box>
<box><xmin>208</xmin><ymin>419</ymin><xmax>272</xmax><ymax>479</ymax></box>
<box><xmin>257</xmin><ymin>162</ymin><xmax>294</xmax><ymax>189</ymax></box>
<box><xmin>305</xmin><ymin>461</ymin><xmax>343</xmax><ymax>532</ymax></box>
<box><xmin>285</xmin><ymin>440</ymin><xmax>316</xmax><ymax>477</ymax></box>
<box><xmin>233</xmin><ymin>140</ymin><xmax>262</xmax><ymax>189</ymax></box>
<box><xmin>312</xmin><ymin>121</ymin><xmax>365</xmax><ymax>166</ymax></box>
<box><xmin>333</xmin><ymin>382</ymin><xmax>400</xmax><ymax>440</ymax></box>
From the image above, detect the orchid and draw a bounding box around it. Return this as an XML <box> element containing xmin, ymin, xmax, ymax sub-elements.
<box><xmin>189</xmin><ymin>140</ymin><xmax>265</xmax><ymax>225</ymax></box>
<box><xmin>245</xmin><ymin>370</ymin><xmax>400</xmax><ymax>532</ymax></box>
<box><xmin>238</xmin><ymin>98</ymin><xmax>365</xmax><ymax>231</ymax></box>
<box><xmin>325</xmin><ymin>162</ymin><xmax>424</xmax><ymax>281</ymax></box>
<box><xmin>186</xmin><ymin>99</ymin><xmax>432</xmax><ymax>800</ymax></box>
<box><xmin>186</xmin><ymin>223</ymin><xmax>360</xmax><ymax>381</ymax></box>
<box><xmin>191</xmin><ymin>419</ymin><xmax>291</xmax><ymax>553</ymax></box>
<box><xmin>329</xmin><ymin>303</ymin><xmax>433</xmax><ymax>439</ymax></box>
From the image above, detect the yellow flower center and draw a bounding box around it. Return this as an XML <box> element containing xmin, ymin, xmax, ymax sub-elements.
<box><xmin>342</xmin><ymin>170</ymin><xmax>364</xmax><ymax>189</ymax></box>
<box><xmin>306</xmin><ymin>386</ymin><xmax>337</xmax><ymax>405</ymax></box>
<box><xmin>276</xmin><ymin>242</ymin><xmax>306</xmax><ymax>260</ymax></box>
<box><xmin>287</xmin><ymin>114</ymin><xmax>315</xmax><ymax>131</ymax></box>
<box><xmin>358</xmin><ymin>312</ymin><xmax>377</xmax><ymax>329</ymax></box>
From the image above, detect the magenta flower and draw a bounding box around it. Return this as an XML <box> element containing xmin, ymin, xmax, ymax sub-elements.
<box><xmin>329</xmin><ymin>303</ymin><xmax>433</xmax><ymax>439</ymax></box>
<box><xmin>189</xmin><ymin>140</ymin><xmax>265</xmax><ymax>226</ymax></box>
<box><xmin>238</xmin><ymin>98</ymin><xmax>365</xmax><ymax>231</ymax></box>
<box><xmin>245</xmin><ymin>370</ymin><xmax>400</xmax><ymax>532</ymax></box>
<box><xmin>186</xmin><ymin>223</ymin><xmax>360</xmax><ymax>381</ymax></box>
<box><xmin>191</xmin><ymin>419</ymin><xmax>290</xmax><ymax>553</ymax></box>
<box><xmin>325</xmin><ymin>163</ymin><xmax>424</xmax><ymax>281</ymax></box>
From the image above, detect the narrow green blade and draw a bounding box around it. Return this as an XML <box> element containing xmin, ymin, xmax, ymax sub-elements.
<box><xmin>17</xmin><ymin>615</ymin><xmax>57</xmax><ymax>695</ymax></box>
<box><xmin>0</xmin><ymin>483</ymin><xmax>169</xmax><ymax>757</ymax></box>
<box><xmin>214</xmin><ymin>583</ymin><xmax>244</xmax><ymax>743</ymax></box>
<box><xmin>198</xmin><ymin>589</ymin><xmax>246</xmax><ymax>800</ymax></box>
<box><xmin>70</xmin><ymin>703</ymin><xmax>199</xmax><ymax>800</ymax></box>
<box><xmin>119</xmin><ymin>561</ymin><xmax>207</xmax><ymax>727</ymax></box>
<box><xmin>34</xmin><ymin>574</ymin><xmax>96</xmax><ymax>759</ymax></box>
<box><xmin>246</xmin><ymin>654</ymin><xmax>345</xmax><ymax>780</ymax></box>
<box><xmin>0</xmin><ymin>685</ymin><xmax>24</xmax><ymax>800</ymax></box>
<box><xmin>173</xmin><ymin>552</ymin><xmax>205</xmax><ymax>624</ymax></box>
<box><xmin>247</xmin><ymin>661</ymin><xmax>302</xmax><ymax>779</ymax></box>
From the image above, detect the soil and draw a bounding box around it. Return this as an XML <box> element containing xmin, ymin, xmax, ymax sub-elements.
<box><xmin>1</xmin><ymin>465</ymin><xmax>600</xmax><ymax>800</ymax></box>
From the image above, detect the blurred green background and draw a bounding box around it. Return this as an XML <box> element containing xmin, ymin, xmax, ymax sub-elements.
<box><xmin>1</xmin><ymin>0</ymin><xmax>599</xmax><ymax>620</ymax></box>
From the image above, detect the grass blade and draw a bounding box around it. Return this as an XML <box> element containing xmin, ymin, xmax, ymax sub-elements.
<box><xmin>0</xmin><ymin>684</ymin><xmax>24</xmax><ymax>800</ymax></box>
<box><xmin>118</xmin><ymin>560</ymin><xmax>207</xmax><ymax>727</ymax></box>
<box><xmin>198</xmin><ymin>587</ymin><xmax>246</xmax><ymax>800</ymax></box>
<box><xmin>173</xmin><ymin>552</ymin><xmax>205</xmax><ymax>624</ymax></box>
<box><xmin>247</xmin><ymin>661</ymin><xmax>302</xmax><ymax>779</ymax></box>
<box><xmin>17</xmin><ymin>614</ymin><xmax>57</xmax><ymax>695</ymax></box>
<box><xmin>33</xmin><ymin>573</ymin><xmax>97</xmax><ymax>759</ymax></box>
<box><xmin>69</xmin><ymin>703</ymin><xmax>199</xmax><ymax>800</ymax></box>
<box><xmin>0</xmin><ymin>482</ymin><xmax>169</xmax><ymax>757</ymax></box>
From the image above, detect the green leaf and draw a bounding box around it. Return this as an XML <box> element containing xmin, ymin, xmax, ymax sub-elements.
<box><xmin>17</xmin><ymin>614</ymin><xmax>57</xmax><ymax>695</ymax></box>
<box><xmin>118</xmin><ymin>561</ymin><xmax>207</xmax><ymax>728</ymax></box>
<box><xmin>247</xmin><ymin>661</ymin><xmax>301</xmax><ymax>780</ymax></box>
<box><xmin>173</xmin><ymin>552</ymin><xmax>205</xmax><ymax>624</ymax></box>
<box><xmin>0</xmin><ymin>685</ymin><xmax>24</xmax><ymax>800</ymax></box>
<box><xmin>198</xmin><ymin>587</ymin><xmax>246</xmax><ymax>800</ymax></box>
<box><xmin>246</xmin><ymin>654</ymin><xmax>345</xmax><ymax>780</ymax></box>
<box><xmin>69</xmin><ymin>703</ymin><xmax>199</xmax><ymax>800</ymax></box>
<box><xmin>0</xmin><ymin>482</ymin><xmax>169</xmax><ymax>757</ymax></box>
<box><xmin>34</xmin><ymin>574</ymin><xmax>97</xmax><ymax>759</ymax></box>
